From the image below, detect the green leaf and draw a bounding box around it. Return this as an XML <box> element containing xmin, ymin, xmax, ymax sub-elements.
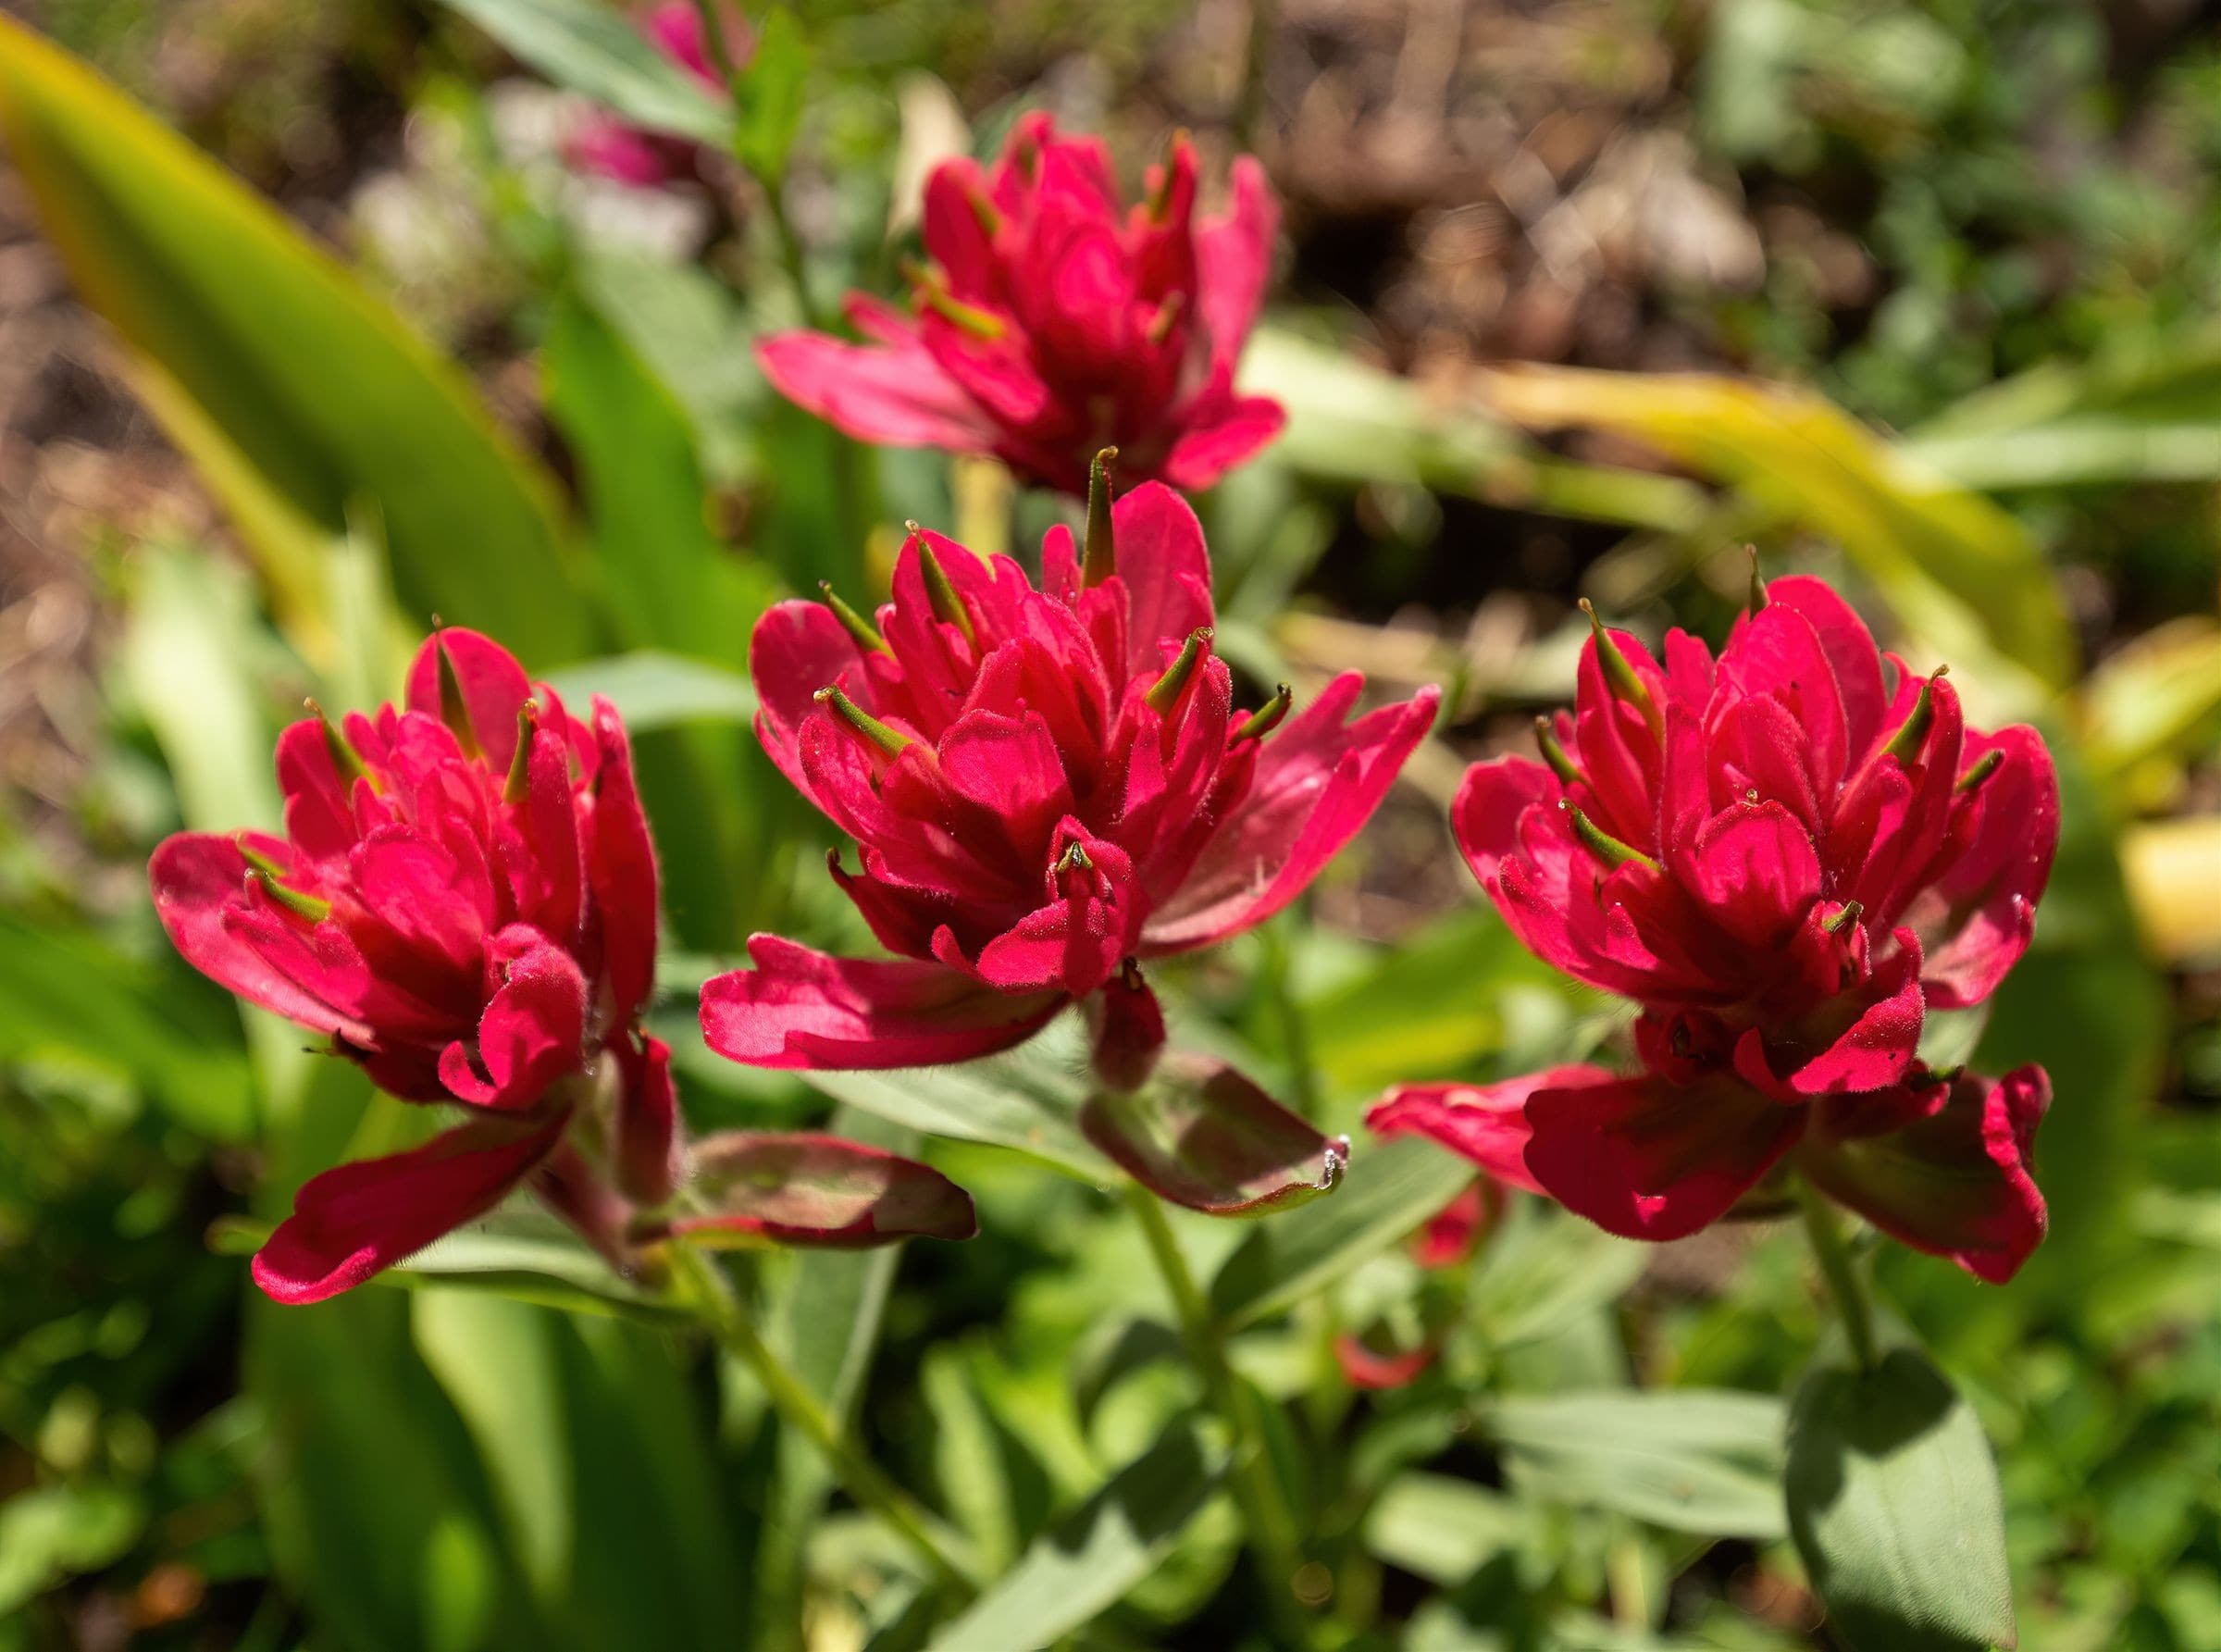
<box><xmin>1487</xmin><ymin>1389</ymin><xmax>1789</xmax><ymax>1540</ymax></box>
<box><xmin>665</xmin><ymin>1130</ymin><xmax>977</xmax><ymax>1247</ymax></box>
<box><xmin>1466</xmin><ymin>1199</ymin><xmax>1653</xmax><ymax>1350</ymax></box>
<box><xmin>1209</xmin><ymin>1135</ymin><xmax>1476</xmax><ymax>1329</ymax></box>
<box><xmin>542</xmin><ymin>294</ymin><xmax>765</xmax><ymax>665</ymax></box>
<box><xmin>1082</xmin><ymin>1057</ymin><xmax>1348</xmax><ymax>1216</ymax></box>
<box><xmin>0</xmin><ymin>18</ymin><xmax>591</xmax><ymax>665</ymax></box>
<box><xmin>0</xmin><ymin>1484</ymin><xmax>144</xmax><ymax>1616</ymax></box>
<box><xmin>1786</xmin><ymin>1345</ymin><xmax>2016</xmax><ymax>1652</ymax></box>
<box><xmin>799</xmin><ymin>1016</ymin><xmax>1109</xmax><ymax>1177</ymax></box>
<box><xmin>922</xmin><ymin>1422</ymin><xmax>1222</xmax><ymax>1652</ymax></box>
<box><xmin>1482</xmin><ymin>365</ymin><xmax>2073</xmax><ymax>694</ymax></box>
<box><xmin>439</xmin><ymin>0</ymin><xmax>735</xmax><ymax>145</ymax></box>
<box><xmin>540</xmin><ymin>651</ymin><xmax>758</xmax><ymax>733</ymax></box>
<box><xmin>732</xmin><ymin>8</ymin><xmax>812</xmax><ymax>180</ymax></box>
<box><xmin>1363</xmin><ymin>1473</ymin><xmax>1526</xmax><ymax>1586</ymax></box>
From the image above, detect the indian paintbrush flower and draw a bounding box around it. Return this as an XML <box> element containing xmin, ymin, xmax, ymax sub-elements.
<box><xmin>566</xmin><ymin>2</ymin><xmax>751</xmax><ymax>189</ymax></box>
<box><xmin>755</xmin><ymin>114</ymin><xmax>1284</xmax><ymax>495</ymax></box>
<box><xmin>1367</xmin><ymin>576</ymin><xmax>2059</xmax><ymax>1282</ymax></box>
<box><xmin>701</xmin><ymin>474</ymin><xmax>1439</xmax><ymax>1090</ymax></box>
<box><xmin>150</xmin><ymin>628</ymin><xmax>973</xmax><ymax>1303</ymax></box>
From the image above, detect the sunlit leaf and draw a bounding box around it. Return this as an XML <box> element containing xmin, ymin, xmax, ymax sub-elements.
<box><xmin>540</xmin><ymin>652</ymin><xmax>758</xmax><ymax>733</ymax></box>
<box><xmin>1786</xmin><ymin>1345</ymin><xmax>2016</xmax><ymax>1652</ymax></box>
<box><xmin>0</xmin><ymin>17</ymin><xmax>591</xmax><ymax>665</ymax></box>
<box><xmin>1487</xmin><ymin>1389</ymin><xmax>1788</xmax><ymax>1539</ymax></box>
<box><xmin>922</xmin><ymin>1422</ymin><xmax>1222</xmax><ymax>1652</ymax></box>
<box><xmin>439</xmin><ymin>0</ymin><xmax>734</xmax><ymax>144</ymax></box>
<box><xmin>1481</xmin><ymin>365</ymin><xmax>2073</xmax><ymax>693</ymax></box>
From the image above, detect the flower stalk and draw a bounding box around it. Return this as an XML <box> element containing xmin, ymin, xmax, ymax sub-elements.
<box><xmin>667</xmin><ymin>1241</ymin><xmax>981</xmax><ymax>1595</ymax></box>
<box><xmin>1796</xmin><ymin>1177</ymin><xmax>1878</xmax><ymax>1371</ymax></box>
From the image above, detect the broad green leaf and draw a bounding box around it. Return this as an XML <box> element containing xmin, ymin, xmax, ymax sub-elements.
<box><xmin>799</xmin><ymin>1016</ymin><xmax>1108</xmax><ymax>1177</ymax></box>
<box><xmin>0</xmin><ymin>17</ymin><xmax>590</xmax><ymax>664</ymax></box>
<box><xmin>2079</xmin><ymin>617</ymin><xmax>2221</xmax><ymax>784</ymax></box>
<box><xmin>0</xmin><ymin>914</ymin><xmax>254</xmax><ymax>1140</ymax></box>
<box><xmin>541</xmin><ymin>650</ymin><xmax>757</xmax><ymax>732</ymax></box>
<box><xmin>1787</xmin><ymin>1344</ymin><xmax>2016</xmax><ymax>1651</ymax></box>
<box><xmin>733</xmin><ymin>8</ymin><xmax>811</xmax><ymax>180</ymax></box>
<box><xmin>1210</xmin><ymin>1135</ymin><xmax>1476</xmax><ymax>1329</ymax></box>
<box><xmin>1481</xmin><ymin>365</ymin><xmax>2073</xmax><ymax>693</ymax></box>
<box><xmin>0</xmin><ymin>1484</ymin><xmax>143</xmax><ymax>1616</ymax></box>
<box><xmin>1242</xmin><ymin>328</ymin><xmax>1706</xmax><ymax>533</ymax></box>
<box><xmin>1364</xmin><ymin>1473</ymin><xmax>1526</xmax><ymax>1586</ymax></box>
<box><xmin>413</xmin><ymin>1294</ymin><xmax>571</xmax><ymax>1600</ymax></box>
<box><xmin>1466</xmin><ymin>1202</ymin><xmax>1650</xmax><ymax>1349</ymax></box>
<box><xmin>1082</xmin><ymin>1058</ymin><xmax>1347</xmax><ymax>1216</ymax></box>
<box><xmin>542</xmin><ymin>294</ymin><xmax>764</xmax><ymax>665</ymax></box>
<box><xmin>922</xmin><ymin>1422</ymin><xmax>1222</xmax><ymax>1652</ymax></box>
<box><xmin>439</xmin><ymin>0</ymin><xmax>735</xmax><ymax>144</ymax></box>
<box><xmin>1487</xmin><ymin>1390</ymin><xmax>1789</xmax><ymax>1540</ymax></box>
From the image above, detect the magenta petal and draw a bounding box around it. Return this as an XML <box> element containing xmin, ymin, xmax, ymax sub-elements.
<box><xmin>1161</xmin><ymin>393</ymin><xmax>1286</xmax><ymax>491</ymax></box>
<box><xmin>664</xmin><ymin>1130</ymin><xmax>977</xmax><ymax>1248</ymax></box>
<box><xmin>252</xmin><ymin>1115</ymin><xmax>564</xmax><ymax>1305</ymax></box>
<box><xmin>751</xmin><ymin>599</ymin><xmax>867</xmax><ymax>798</ymax></box>
<box><xmin>1921</xmin><ymin>725</ymin><xmax>2058</xmax><ymax>1010</ymax></box>
<box><xmin>437</xmin><ymin>936</ymin><xmax>589</xmax><ymax>1108</ymax></box>
<box><xmin>1802</xmin><ymin>1065</ymin><xmax>2050</xmax><ymax>1284</ymax></box>
<box><xmin>1108</xmin><ymin>482</ymin><xmax>1217</xmax><ymax>676</ymax></box>
<box><xmin>1765</xmin><ymin>575</ymin><xmax>1886</xmax><ymax>758</ymax></box>
<box><xmin>149</xmin><ymin>834</ymin><xmax>367</xmax><ymax>1042</ymax></box>
<box><xmin>1143</xmin><ymin>678</ymin><xmax>1439</xmax><ymax>952</ymax></box>
<box><xmin>700</xmin><ymin>937</ymin><xmax>1063</xmax><ymax>1070</ymax></box>
<box><xmin>1083</xmin><ymin>1055</ymin><xmax>1347</xmax><ymax>1216</ymax></box>
<box><xmin>1787</xmin><ymin>928</ymin><xmax>1926</xmax><ymax>1097</ymax></box>
<box><xmin>1364</xmin><ymin>1074</ymin><xmax>1568</xmax><ymax>1195</ymax></box>
<box><xmin>1687</xmin><ymin>800</ymin><xmax>1823</xmax><ymax>946</ymax></box>
<box><xmin>1522</xmin><ymin>1066</ymin><xmax>1805</xmax><ymax>1242</ymax></box>
<box><xmin>755</xmin><ymin>329</ymin><xmax>1000</xmax><ymax>453</ymax></box>
<box><xmin>403</xmin><ymin>628</ymin><xmax>533</xmax><ymax>772</ymax></box>
<box><xmin>588</xmin><ymin>699</ymin><xmax>660</xmax><ymax>1027</ymax></box>
<box><xmin>1195</xmin><ymin>155</ymin><xmax>1278</xmax><ymax>373</ymax></box>
<box><xmin>610</xmin><ymin>1032</ymin><xmax>679</xmax><ymax>1206</ymax></box>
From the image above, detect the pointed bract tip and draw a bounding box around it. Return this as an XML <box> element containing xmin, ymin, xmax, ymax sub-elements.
<box><xmin>1955</xmin><ymin>748</ymin><xmax>2004</xmax><ymax>795</ymax></box>
<box><xmin>1561</xmin><ymin>801</ymin><xmax>1659</xmax><ymax>872</ymax></box>
<box><xmin>1533</xmin><ymin>715</ymin><xmax>1587</xmax><ymax>789</ymax></box>
<box><xmin>819</xmin><ymin>581</ymin><xmax>890</xmax><ymax>653</ymax></box>
<box><xmin>915</xmin><ymin>540</ymin><xmax>977</xmax><ymax>647</ymax></box>
<box><xmin>1882</xmin><ymin>671</ymin><xmax>1944</xmax><ymax>766</ymax></box>
<box><xmin>902</xmin><ymin>257</ymin><xmax>1006</xmax><ymax>340</ymax></box>
<box><xmin>433</xmin><ymin>634</ymin><xmax>482</xmax><ymax>760</ymax></box>
<box><xmin>1234</xmin><ymin>683</ymin><xmax>1293</xmax><ymax>743</ymax></box>
<box><xmin>1144</xmin><ymin>627</ymin><xmax>1213</xmax><ymax>715</ymax></box>
<box><xmin>1745</xmin><ymin>545</ymin><xmax>1767</xmax><ymax>613</ymax></box>
<box><xmin>1083</xmin><ymin>448</ymin><xmax>1119</xmax><ymax>588</ymax></box>
<box><xmin>813</xmin><ymin>685</ymin><xmax>913</xmax><ymax>759</ymax></box>
<box><xmin>246</xmin><ymin>866</ymin><xmax>331</xmax><ymax>924</ymax></box>
<box><xmin>1821</xmin><ymin>899</ymin><xmax>1865</xmax><ymax>936</ymax></box>
<box><xmin>503</xmin><ymin>701</ymin><xmax>540</xmax><ymax>804</ymax></box>
<box><xmin>1578</xmin><ymin>599</ymin><xmax>1659</xmax><ymax>729</ymax></box>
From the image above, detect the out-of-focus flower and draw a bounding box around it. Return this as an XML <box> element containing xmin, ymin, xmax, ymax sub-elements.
<box><xmin>1367</xmin><ymin>574</ymin><xmax>2059</xmax><ymax>1282</ymax></box>
<box><xmin>702</xmin><ymin>477</ymin><xmax>1438</xmax><ymax>1087</ymax></box>
<box><xmin>151</xmin><ymin>629</ymin><xmax>974</xmax><ymax>1302</ymax></box>
<box><xmin>567</xmin><ymin>3</ymin><xmax>750</xmax><ymax>189</ymax></box>
<box><xmin>756</xmin><ymin>114</ymin><xmax>1284</xmax><ymax>496</ymax></box>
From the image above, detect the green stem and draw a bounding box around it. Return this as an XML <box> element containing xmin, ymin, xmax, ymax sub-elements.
<box><xmin>1796</xmin><ymin>1180</ymin><xmax>1878</xmax><ymax>1370</ymax></box>
<box><xmin>1259</xmin><ymin>912</ymin><xmax>1321</xmax><ymax>1116</ymax></box>
<box><xmin>669</xmin><ymin>1244</ymin><xmax>979</xmax><ymax>1594</ymax></box>
<box><xmin>1123</xmin><ymin>1185</ymin><xmax>1313</xmax><ymax>1646</ymax></box>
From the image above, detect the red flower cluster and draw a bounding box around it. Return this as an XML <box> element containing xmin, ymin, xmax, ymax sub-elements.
<box><xmin>151</xmin><ymin>630</ymin><xmax>971</xmax><ymax>1304</ymax></box>
<box><xmin>703</xmin><ymin>478</ymin><xmax>1438</xmax><ymax>1085</ymax></box>
<box><xmin>568</xmin><ymin>3</ymin><xmax>749</xmax><ymax>189</ymax></box>
<box><xmin>1370</xmin><ymin>577</ymin><xmax>2059</xmax><ymax>1282</ymax></box>
<box><xmin>757</xmin><ymin>115</ymin><xmax>1283</xmax><ymax>496</ymax></box>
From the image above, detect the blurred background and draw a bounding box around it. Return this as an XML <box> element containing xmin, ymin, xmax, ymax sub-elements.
<box><xmin>4</xmin><ymin>1</ymin><xmax>2221</xmax><ymax>1647</ymax></box>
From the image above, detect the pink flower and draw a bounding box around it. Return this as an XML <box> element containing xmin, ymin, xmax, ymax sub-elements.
<box><xmin>151</xmin><ymin>629</ymin><xmax>673</xmax><ymax>1303</ymax></box>
<box><xmin>756</xmin><ymin>114</ymin><xmax>1284</xmax><ymax>495</ymax></box>
<box><xmin>701</xmin><ymin>480</ymin><xmax>1438</xmax><ymax>1085</ymax></box>
<box><xmin>567</xmin><ymin>3</ymin><xmax>749</xmax><ymax>188</ymax></box>
<box><xmin>1366</xmin><ymin>575</ymin><xmax>2060</xmax><ymax>1282</ymax></box>
<box><xmin>1458</xmin><ymin>578</ymin><xmax>2056</xmax><ymax>1098</ymax></box>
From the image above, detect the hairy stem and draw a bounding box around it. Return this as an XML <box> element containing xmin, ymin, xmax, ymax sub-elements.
<box><xmin>669</xmin><ymin>1243</ymin><xmax>978</xmax><ymax>1593</ymax></box>
<box><xmin>1123</xmin><ymin>1184</ymin><xmax>1314</xmax><ymax>1645</ymax></box>
<box><xmin>1796</xmin><ymin>1180</ymin><xmax>1878</xmax><ymax>1370</ymax></box>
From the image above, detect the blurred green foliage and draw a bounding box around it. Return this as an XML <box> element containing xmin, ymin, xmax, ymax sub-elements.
<box><xmin>2</xmin><ymin>1</ymin><xmax>2219</xmax><ymax>1648</ymax></box>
